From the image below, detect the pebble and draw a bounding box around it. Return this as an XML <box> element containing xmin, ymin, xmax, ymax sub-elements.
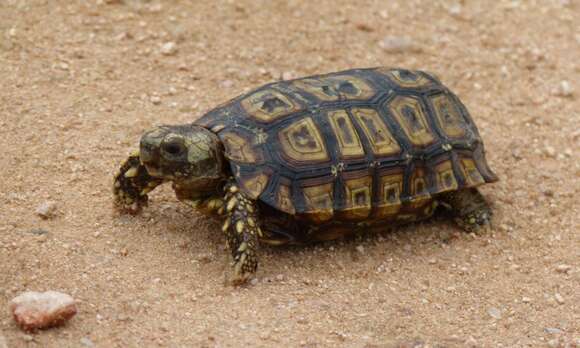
<box><xmin>543</xmin><ymin>145</ymin><xmax>556</xmax><ymax>158</ymax></box>
<box><xmin>522</xmin><ymin>297</ymin><xmax>532</xmax><ymax>303</ymax></box>
<box><xmin>448</xmin><ymin>4</ymin><xmax>462</xmax><ymax>16</ymax></box>
<box><xmin>150</xmin><ymin>95</ymin><xmax>162</xmax><ymax>105</ymax></box>
<box><xmin>552</xmin><ymin>80</ymin><xmax>573</xmax><ymax>97</ymax></box>
<box><xmin>221</xmin><ymin>80</ymin><xmax>234</xmax><ymax>88</ymax></box>
<box><xmin>10</xmin><ymin>291</ymin><xmax>77</xmax><ymax>331</ymax></box>
<box><xmin>160</xmin><ymin>42</ymin><xmax>177</xmax><ymax>56</ymax></box>
<box><xmin>544</xmin><ymin>327</ymin><xmax>563</xmax><ymax>334</ymax></box>
<box><xmin>428</xmin><ymin>258</ymin><xmax>437</xmax><ymax>264</ymax></box>
<box><xmin>548</xmin><ymin>338</ymin><xmax>560</xmax><ymax>348</ymax></box>
<box><xmin>378</xmin><ymin>36</ymin><xmax>421</xmax><ymax>53</ymax></box>
<box><xmin>281</xmin><ymin>71</ymin><xmax>295</xmax><ymax>80</ymax></box>
<box><xmin>355</xmin><ymin>245</ymin><xmax>365</xmax><ymax>254</ymax></box>
<box><xmin>487</xmin><ymin>307</ymin><xmax>502</xmax><ymax>319</ymax></box>
<box><xmin>80</xmin><ymin>337</ymin><xmax>95</xmax><ymax>348</ymax></box>
<box><xmin>28</xmin><ymin>228</ymin><xmax>48</xmax><ymax>235</ymax></box>
<box><xmin>35</xmin><ymin>201</ymin><xmax>58</xmax><ymax>219</ymax></box>
<box><xmin>555</xmin><ymin>264</ymin><xmax>572</xmax><ymax>274</ymax></box>
<box><xmin>554</xmin><ymin>293</ymin><xmax>564</xmax><ymax>304</ymax></box>
<box><xmin>250</xmin><ymin>278</ymin><xmax>259</xmax><ymax>286</ymax></box>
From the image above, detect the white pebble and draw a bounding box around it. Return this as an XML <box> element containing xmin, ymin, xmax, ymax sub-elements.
<box><xmin>378</xmin><ymin>36</ymin><xmax>421</xmax><ymax>53</ymax></box>
<box><xmin>552</xmin><ymin>80</ymin><xmax>573</xmax><ymax>97</ymax></box>
<box><xmin>80</xmin><ymin>337</ymin><xmax>95</xmax><ymax>348</ymax></box>
<box><xmin>221</xmin><ymin>80</ymin><xmax>234</xmax><ymax>88</ymax></box>
<box><xmin>10</xmin><ymin>291</ymin><xmax>77</xmax><ymax>331</ymax></box>
<box><xmin>150</xmin><ymin>96</ymin><xmax>162</xmax><ymax>105</ymax></box>
<box><xmin>555</xmin><ymin>264</ymin><xmax>572</xmax><ymax>274</ymax></box>
<box><xmin>487</xmin><ymin>307</ymin><xmax>502</xmax><ymax>319</ymax></box>
<box><xmin>160</xmin><ymin>42</ymin><xmax>178</xmax><ymax>56</ymax></box>
<box><xmin>554</xmin><ymin>293</ymin><xmax>564</xmax><ymax>304</ymax></box>
<box><xmin>356</xmin><ymin>245</ymin><xmax>365</xmax><ymax>254</ymax></box>
<box><xmin>35</xmin><ymin>201</ymin><xmax>58</xmax><ymax>219</ymax></box>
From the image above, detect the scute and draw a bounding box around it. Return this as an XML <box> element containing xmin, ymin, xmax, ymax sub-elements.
<box><xmin>195</xmin><ymin>67</ymin><xmax>498</xmax><ymax>220</ymax></box>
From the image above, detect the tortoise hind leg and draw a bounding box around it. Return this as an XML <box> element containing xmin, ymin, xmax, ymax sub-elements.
<box><xmin>221</xmin><ymin>180</ymin><xmax>262</xmax><ymax>285</ymax></box>
<box><xmin>438</xmin><ymin>188</ymin><xmax>492</xmax><ymax>233</ymax></box>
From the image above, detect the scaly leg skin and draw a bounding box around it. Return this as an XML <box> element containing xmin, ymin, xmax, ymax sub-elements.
<box><xmin>113</xmin><ymin>151</ymin><xmax>163</xmax><ymax>215</ymax></box>
<box><xmin>182</xmin><ymin>196</ymin><xmax>224</xmax><ymax>216</ymax></box>
<box><xmin>220</xmin><ymin>180</ymin><xmax>262</xmax><ymax>285</ymax></box>
<box><xmin>439</xmin><ymin>188</ymin><xmax>493</xmax><ymax>233</ymax></box>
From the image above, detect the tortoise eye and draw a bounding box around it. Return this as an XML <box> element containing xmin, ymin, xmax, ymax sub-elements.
<box><xmin>162</xmin><ymin>140</ymin><xmax>186</xmax><ymax>157</ymax></box>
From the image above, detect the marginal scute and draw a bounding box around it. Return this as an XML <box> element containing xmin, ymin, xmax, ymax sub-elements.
<box><xmin>241</xmin><ymin>88</ymin><xmax>302</xmax><ymax>122</ymax></box>
<box><xmin>302</xmin><ymin>183</ymin><xmax>334</xmax><ymax>223</ymax></box>
<box><xmin>378</xmin><ymin>68</ymin><xmax>432</xmax><ymax>88</ymax></box>
<box><xmin>293</xmin><ymin>74</ymin><xmax>375</xmax><ymax>102</ymax></box>
<box><xmin>408</xmin><ymin>168</ymin><xmax>431</xmax><ymax>209</ymax></box>
<box><xmin>460</xmin><ymin>158</ymin><xmax>485</xmax><ymax>186</ymax></box>
<box><xmin>220</xmin><ymin>131</ymin><xmax>263</xmax><ymax>164</ymax></box>
<box><xmin>238</xmin><ymin>172</ymin><xmax>270</xmax><ymax>199</ymax></box>
<box><xmin>434</xmin><ymin>160</ymin><xmax>458</xmax><ymax>192</ymax></box>
<box><xmin>276</xmin><ymin>183</ymin><xmax>295</xmax><ymax>215</ymax></box>
<box><xmin>376</xmin><ymin>172</ymin><xmax>404</xmax><ymax>218</ymax></box>
<box><xmin>341</xmin><ymin>173</ymin><xmax>373</xmax><ymax>219</ymax></box>
<box><xmin>388</xmin><ymin>95</ymin><xmax>436</xmax><ymax>147</ymax></box>
<box><xmin>327</xmin><ymin>110</ymin><xmax>365</xmax><ymax>159</ymax></box>
<box><xmin>430</xmin><ymin>94</ymin><xmax>467</xmax><ymax>138</ymax></box>
<box><xmin>278</xmin><ymin>117</ymin><xmax>329</xmax><ymax>163</ymax></box>
<box><xmin>351</xmin><ymin>107</ymin><xmax>401</xmax><ymax>157</ymax></box>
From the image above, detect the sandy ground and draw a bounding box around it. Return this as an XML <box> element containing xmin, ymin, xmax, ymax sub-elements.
<box><xmin>0</xmin><ymin>0</ymin><xmax>579</xmax><ymax>347</ymax></box>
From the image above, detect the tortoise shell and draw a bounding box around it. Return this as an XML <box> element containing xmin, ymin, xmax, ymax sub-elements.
<box><xmin>197</xmin><ymin>67</ymin><xmax>497</xmax><ymax>223</ymax></box>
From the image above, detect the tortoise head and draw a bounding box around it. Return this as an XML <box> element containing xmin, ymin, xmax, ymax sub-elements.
<box><xmin>139</xmin><ymin>125</ymin><xmax>225</xmax><ymax>197</ymax></box>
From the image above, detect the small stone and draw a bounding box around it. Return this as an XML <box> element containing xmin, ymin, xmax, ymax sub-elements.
<box><xmin>547</xmin><ymin>338</ymin><xmax>560</xmax><ymax>348</ymax></box>
<box><xmin>35</xmin><ymin>201</ymin><xmax>58</xmax><ymax>219</ymax></box>
<box><xmin>21</xmin><ymin>334</ymin><xmax>33</xmax><ymax>342</ymax></box>
<box><xmin>150</xmin><ymin>96</ymin><xmax>161</xmax><ymax>105</ymax></box>
<box><xmin>281</xmin><ymin>71</ymin><xmax>295</xmax><ymax>80</ymax></box>
<box><xmin>544</xmin><ymin>327</ymin><xmax>563</xmax><ymax>335</ymax></box>
<box><xmin>28</xmin><ymin>228</ymin><xmax>48</xmax><ymax>235</ymax></box>
<box><xmin>10</xmin><ymin>291</ymin><xmax>77</xmax><ymax>331</ymax></box>
<box><xmin>355</xmin><ymin>245</ymin><xmax>365</xmax><ymax>254</ymax></box>
<box><xmin>552</xmin><ymin>80</ymin><xmax>573</xmax><ymax>97</ymax></box>
<box><xmin>522</xmin><ymin>296</ymin><xmax>532</xmax><ymax>303</ymax></box>
<box><xmin>487</xmin><ymin>307</ymin><xmax>502</xmax><ymax>319</ymax></box>
<box><xmin>8</xmin><ymin>27</ymin><xmax>17</xmax><ymax>37</ymax></box>
<box><xmin>58</xmin><ymin>62</ymin><xmax>69</xmax><ymax>70</ymax></box>
<box><xmin>221</xmin><ymin>80</ymin><xmax>234</xmax><ymax>88</ymax></box>
<box><xmin>276</xmin><ymin>274</ymin><xmax>284</xmax><ymax>281</ymax></box>
<box><xmin>160</xmin><ymin>42</ymin><xmax>177</xmax><ymax>56</ymax></box>
<box><xmin>448</xmin><ymin>4</ymin><xmax>462</xmax><ymax>16</ymax></box>
<box><xmin>554</xmin><ymin>293</ymin><xmax>564</xmax><ymax>304</ymax></box>
<box><xmin>378</xmin><ymin>36</ymin><xmax>421</xmax><ymax>53</ymax></box>
<box><xmin>428</xmin><ymin>258</ymin><xmax>437</xmax><ymax>264</ymax></box>
<box><xmin>544</xmin><ymin>145</ymin><xmax>556</xmax><ymax>158</ymax></box>
<box><xmin>250</xmin><ymin>278</ymin><xmax>259</xmax><ymax>286</ymax></box>
<box><xmin>80</xmin><ymin>337</ymin><xmax>95</xmax><ymax>348</ymax></box>
<box><xmin>555</xmin><ymin>264</ymin><xmax>572</xmax><ymax>274</ymax></box>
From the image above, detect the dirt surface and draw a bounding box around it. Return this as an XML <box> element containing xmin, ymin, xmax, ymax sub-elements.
<box><xmin>1</xmin><ymin>1</ymin><xmax>579</xmax><ymax>347</ymax></box>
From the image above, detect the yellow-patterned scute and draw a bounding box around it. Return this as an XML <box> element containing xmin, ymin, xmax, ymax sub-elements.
<box><xmin>293</xmin><ymin>75</ymin><xmax>376</xmax><ymax>102</ymax></box>
<box><xmin>278</xmin><ymin>117</ymin><xmax>330</xmax><ymax>164</ymax></box>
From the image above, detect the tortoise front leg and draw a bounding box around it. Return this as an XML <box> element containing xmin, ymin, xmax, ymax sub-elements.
<box><xmin>221</xmin><ymin>180</ymin><xmax>262</xmax><ymax>285</ymax></box>
<box><xmin>439</xmin><ymin>188</ymin><xmax>493</xmax><ymax>233</ymax></box>
<box><xmin>113</xmin><ymin>151</ymin><xmax>163</xmax><ymax>214</ymax></box>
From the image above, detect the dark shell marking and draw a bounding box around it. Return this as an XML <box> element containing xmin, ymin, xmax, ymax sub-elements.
<box><xmin>196</xmin><ymin>67</ymin><xmax>497</xmax><ymax>223</ymax></box>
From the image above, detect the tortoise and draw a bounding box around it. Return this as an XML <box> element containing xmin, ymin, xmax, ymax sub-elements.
<box><xmin>113</xmin><ymin>67</ymin><xmax>497</xmax><ymax>283</ymax></box>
